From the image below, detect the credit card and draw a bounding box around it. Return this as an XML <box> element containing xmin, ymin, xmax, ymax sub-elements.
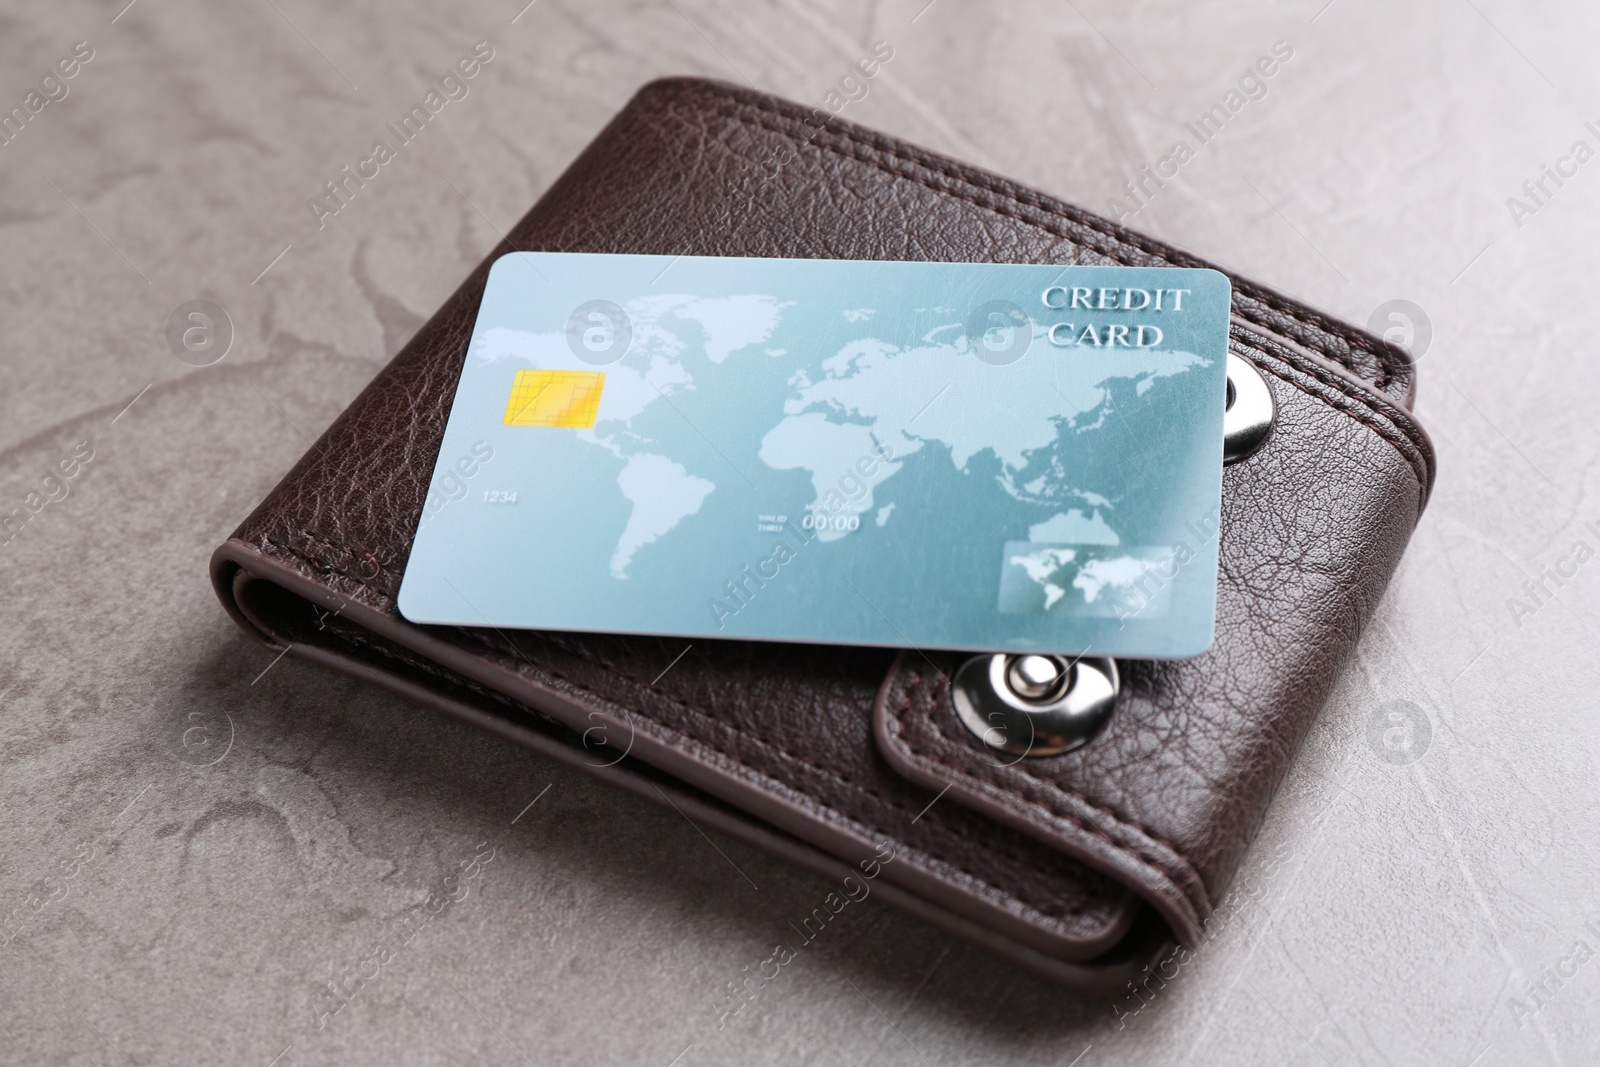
<box><xmin>397</xmin><ymin>252</ymin><xmax>1231</xmax><ymax>658</ymax></box>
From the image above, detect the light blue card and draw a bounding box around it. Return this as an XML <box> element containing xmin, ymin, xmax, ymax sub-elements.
<box><xmin>397</xmin><ymin>252</ymin><xmax>1231</xmax><ymax>658</ymax></box>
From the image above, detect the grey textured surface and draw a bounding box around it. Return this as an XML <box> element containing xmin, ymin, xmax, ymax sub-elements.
<box><xmin>2</xmin><ymin>0</ymin><xmax>1597</xmax><ymax>1064</ymax></box>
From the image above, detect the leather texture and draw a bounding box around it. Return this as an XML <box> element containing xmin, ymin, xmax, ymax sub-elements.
<box><xmin>209</xmin><ymin>76</ymin><xmax>1434</xmax><ymax>994</ymax></box>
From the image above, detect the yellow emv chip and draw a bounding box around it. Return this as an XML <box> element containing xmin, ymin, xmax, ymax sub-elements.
<box><xmin>502</xmin><ymin>369</ymin><xmax>605</xmax><ymax>428</ymax></box>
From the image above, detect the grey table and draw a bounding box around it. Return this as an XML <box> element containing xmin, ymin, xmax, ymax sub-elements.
<box><xmin>3</xmin><ymin>0</ymin><xmax>1597</xmax><ymax>1063</ymax></box>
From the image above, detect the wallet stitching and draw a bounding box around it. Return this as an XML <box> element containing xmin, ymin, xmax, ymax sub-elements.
<box><xmin>687</xmin><ymin>90</ymin><xmax>1409</xmax><ymax>398</ymax></box>
<box><xmin>700</xmin><ymin>92</ymin><xmax>1427</xmax><ymax>492</ymax></box>
<box><xmin>785</xmin><ymin>110</ymin><xmax>1402</xmax><ymax>388</ymax></box>
<box><xmin>891</xmin><ymin>669</ymin><xmax>1208</xmax><ymax>913</ymax></box>
<box><xmin>335</xmin><ymin>623</ymin><xmax>533</xmax><ymax>715</ymax></box>
<box><xmin>1229</xmin><ymin>333</ymin><xmax>1429</xmax><ymax>499</ymax></box>
<box><xmin>276</xmin><ymin>528</ymin><xmax>399</xmax><ymax>589</ymax></box>
<box><xmin>258</xmin><ymin>536</ymin><xmax>1107</xmax><ymax>930</ymax></box>
<box><xmin>248</xmin><ymin>546</ymin><xmax>557</xmax><ymax>724</ymax></box>
<box><xmin>695</xmin><ymin>86</ymin><xmax>1406</xmax><ymax>396</ymax></box>
<box><xmin>695</xmin><ymin>95</ymin><xmax>1433</xmax><ymax>484</ymax></box>
<box><xmin>446</xmin><ymin>627</ymin><xmax>1109</xmax><ymax>928</ymax></box>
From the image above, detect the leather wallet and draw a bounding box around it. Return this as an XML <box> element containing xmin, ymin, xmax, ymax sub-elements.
<box><xmin>211</xmin><ymin>77</ymin><xmax>1435</xmax><ymax>994</ymax></box>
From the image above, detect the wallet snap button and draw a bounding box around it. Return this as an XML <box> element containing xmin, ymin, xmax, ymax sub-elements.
<box><xmin>1007</xmin><ymin>654</ymin><xmax>1069</xmax><ymax>702</ymax></box>
<box><xmin>952</xmin><ymin>654</ymin><xmax>1119</xmax><ymax>758</ymax></box>
<box><xmin>1223</xmin><ymin>353</ymin><xmax>1274</xmax><ymax>464</ymax></box>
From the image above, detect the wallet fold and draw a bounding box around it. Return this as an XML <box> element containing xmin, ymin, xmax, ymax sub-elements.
<box><xmin>211</xmin><ymin>77</ymin><xmax>1434</xmax><ymax>994</ymax></box>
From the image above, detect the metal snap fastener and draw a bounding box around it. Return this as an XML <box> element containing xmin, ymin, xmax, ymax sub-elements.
<box><xmin>1007</xmin><ymin>654</ymin><xmax>1069</xmax><ymax>702</ymax></box>
<box><xmin>952</xmin><ymin>654</ymin><xmax>1120</xmax><ymax>758</ymax></box>
<box><xmin>1223</xmin><ymin>353</ymin><xmax>1274</xmax><ymax>464</ymax></box>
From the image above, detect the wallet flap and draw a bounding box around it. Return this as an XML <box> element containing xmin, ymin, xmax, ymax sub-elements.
<box><xmin>872</xmin><ymin>320</ymin><xmax>1433</xmax><ymax>946</ymax></box>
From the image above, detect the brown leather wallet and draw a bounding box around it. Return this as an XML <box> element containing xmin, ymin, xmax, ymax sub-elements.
<box><xmin>211</xmin><ymin>77</ymin><xmax>1434</xmax><ymax>995</ymax></box>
